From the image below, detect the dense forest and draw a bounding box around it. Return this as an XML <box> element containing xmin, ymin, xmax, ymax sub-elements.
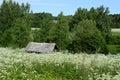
<box><xmin>0</xmin><ymin>0</ymin><xmax>120</xmax><ymax>54</ymax></box>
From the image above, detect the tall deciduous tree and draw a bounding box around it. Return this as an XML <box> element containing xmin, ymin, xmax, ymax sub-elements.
<box><xmin>32</xmin><ymin>12</ymin><xmax>54</xmax><ymax>42</ymax></box>
<box><xmin>69</xmin><ymin>8</ymin><xmax>88</xmax><ymax>31</ymax></box>
<box><xmin>110</xmin><ymin>14</ymin><xmax>120</xmax><ymax>28</ymax></box>
<box><xmin>68</xmin><ymin>20</ymin><xmax>108</xmax><ymax>54</ymax></box>
<box><xmin>69</xmin><ymin>6</ymin><xmax>111</xmax><ymax>43</ymax></box>
<box><xmin>11</xmin><ymin>17</ymin><xmax>31</xmax><ymax>48</ymax></box>
<box><xmin>96</xmin><ymin>6</ymin><xmax>111</xmax><ymax>43</ymax></box>
<box><xmin>88</xmin><ymin>7</ymin><xmax>97</xmax><ymax>20</ymax></box>
<box><xmin>0</xmin><ymin>0</ymin><xmax>31</xmax><ymax>47</ymax></box>
<box><xmin>48</xmin><ymin>12</ymin><xmax>70</xmax><ymax>50</ymax></box>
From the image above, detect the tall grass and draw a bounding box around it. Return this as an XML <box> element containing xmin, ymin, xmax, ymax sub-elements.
<box><xmin>0</xmin><ymin>48</ymin><xmax>120</xmax><ymax>79</ymax></box>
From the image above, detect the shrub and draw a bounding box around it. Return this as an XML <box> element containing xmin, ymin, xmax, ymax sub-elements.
<box><xmin>109</xmin><ymin>34</ymin><xmax>120</xmax><ymax>45</ymax></box>
<box><xmin>68</xmin><ymin>20</ymin><xmax>108</xmax><ymax>54</ymax></box>
<box><xmin>107</xmin><ymin>45</ymin><xmax>120</xmax><ymax>54</ymax></box>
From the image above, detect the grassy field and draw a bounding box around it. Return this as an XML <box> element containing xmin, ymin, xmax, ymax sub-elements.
<box><xmin>111</xmin><ymin>28</ymin><xmax>120</xmax><ymax>32</ymax></box>
<box><xmin>0</xmin><ymin>48</ymin><xmax>120</xmax><ymax>80</ymax></box>
<box><xmin>111</xmin><ymin>28</ymin><xmax>120</xmax><ymax>36</ymax></box>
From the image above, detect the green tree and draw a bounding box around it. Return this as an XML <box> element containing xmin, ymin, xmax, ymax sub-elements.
<box><xmin>0</xmin><ymin>0</ymin><xmax>31</xmax><ymax>47</ymax></box>
<box><xmin>31</xmin><ymin>12</ymin><xmax>53</xmax><ymax>28</ymax></box>
<box><xmin>69</xmin><ymin>8</ymin><xmax>88</xmax><ymax>31</ymax></box>
<box><xmin>48</xmin><ymin>12</ymin><xmax>70</xmax><ymax>50</ymax></box>
<box><xmin>69</xmin><ymin>6</ymin><xmax>111</xmax><ymax>43</ymax></box>
<box><xmin>32</xmin><ymin>12</ymin><xmax>54</xmax><ymax>42</ymax></box>
<box><xmin>68</xmin><ymin>20</ymin><xmax>108</xmax><ymax>54</ymax></box>
<box><xmin>88</xmin><ymin>7</ymin><xmax>97</xmax><ymax>20</ymax></box>
<box><xmin>10</xmin><ymin>17</ymin><xmax>31</xmax><ymax>48</ymax></box>
<box><xmin>96</xmin><ymin>6</ymin><xmax>111</xmax><ymax>43</ymax></box>
<box><xmin>110</xmin><ymin>14</ymin><xmax>120</xmax><ymax>28</ymax></box>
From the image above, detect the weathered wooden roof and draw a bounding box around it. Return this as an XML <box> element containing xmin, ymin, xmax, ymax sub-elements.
<box><xmin>25</xmin><ymin>42</ymin><xmax>57</xmax><ymax>53</ymax></box>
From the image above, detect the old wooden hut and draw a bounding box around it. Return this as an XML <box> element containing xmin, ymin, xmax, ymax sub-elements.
<box><xmin>25</xmin><ymin>42</ymin><xmax>58</xmax><ymax>53</ymax></box>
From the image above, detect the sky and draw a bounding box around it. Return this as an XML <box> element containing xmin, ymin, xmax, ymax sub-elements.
<box><xmin>0</xmin><ymin>0</ymin><xmax>120</xmax><ymax>16</ymax></box>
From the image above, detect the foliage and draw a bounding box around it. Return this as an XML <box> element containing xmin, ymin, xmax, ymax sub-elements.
<box><xmin>88</xmin><ymin>7</ymin><xmax>98</xmax><ymax>20</ymax></box>
<box><xmin>69</xmin><ymin>8</ymin><xmax>88</xmax><ymax>31</ymax></box>
<box><xmin>0</xmin><ymin>48</ymin><xmax>120</xmax><ymax>79</ymax></box>
<box><xmin>110</xmin><ymin>14</ymin><xmax>120</xmax><ymax>28</ymax></box>
<box><xmin>69</xmin><ymin>6</ymin><xmax>111</xmax><ymax>43</ymax></box>
<box><xmin>0</xmin><ymin>0</ymin><xmax>31</xmax><ymax>48</ymax></box>
<box><xmin>32</xmin><ymin>12</ymin><xmax>54</xmax><ymax>42</ymax></box>
<box><xmin>107</xmin><ymin>45</ymin><xmax>120</xmax><ymax>54</ymax></box>
<box><xmin>108</xmin><ymin>30</ymin><xmax>120</xmax><ymax>53</ymax></box>
<box><xmin>96</xmin><ymin>6</ymin><xmax>111</xmax><ymax>43</ymax></box>
<box><xmin>109</xmin><ymin>34</ymin><xmax>120</xmax><ymax>45</ymax></box>
<box><xmin>68</xmin><ymin>20</ymin><xmax>108</xmax><ymax>54</ymax></box>
<box><xmin>10</xmin><ymin>18</ymin><xmax>31</xmax><ymax>48</ymax></box>
<box><xmin>48</xmin><ymin>12</ymin><xmax>70</xmax><ymax>50</ymax></box>
<box><xmin>0</xmin><ymin>0</ymin><xmax>119</xmax><ymax>54</ymax></box>
<box><xmin>31</xmin><ymin>12</ymin><xmax>53</xmax><ymax>28</ymax></box>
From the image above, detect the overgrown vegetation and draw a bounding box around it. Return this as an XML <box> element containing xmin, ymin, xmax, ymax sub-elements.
<box><xmin>48</xmin><ymin>12</ymin><xmax>70</xmax><ymax>50</ymax></box>
<box><xmin>0</xmin><ymin>0</ymin><xmax>120</xmax><ymax>53</ymax></box>
<box><xmin>0</xmin><ymin>48</ymin><xmax>120</xmax><ymax>79</ymax></box>
<box><xmin>31</xmin><ymin>12</ymin><xmax>54</xmax><ymax>42</ymax></box>
<box><xmin>0</xmin><ymin>0</ymin><xmax>31</xmax><ymax>48</ymax></box>
<box><xmin>110</xmin><ymin>14</ymin><xmax>120</xmax><ymax>28</ymax></box>
<box><xmin>67</xmin><ymin>20</ymin><xmax>107</xmax><ymax>54</ymax></box>
<box><xmin>0</xmin><ymin>0</ymin><xmax>120</xmax><ymax>79</ymax></box>
<box><xmin>107</xmin><ymin>30</ymin><xmax>120</xmax><ymax>54</ymax></box>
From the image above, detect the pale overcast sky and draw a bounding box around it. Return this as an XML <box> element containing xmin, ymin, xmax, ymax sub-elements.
<box><xmin>0</xmin><ymin>0</ymin><xmax>120</xmax><ymax>16</ymax></box>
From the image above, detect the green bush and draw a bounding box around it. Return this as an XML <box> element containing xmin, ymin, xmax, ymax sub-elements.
<box><xmin>109</xmin><ymin>34</ymin><xmax>120</xmax><ymax>45</ymax></box>
<box><xmin>107</xmin><ymin>45</ymin><xmax>120</xmax><ymax>54</ymax></box>
<box><xmin>68</xmin><ymin>20</ymin><xmax>108</xmax><ymax>54</ymax></box>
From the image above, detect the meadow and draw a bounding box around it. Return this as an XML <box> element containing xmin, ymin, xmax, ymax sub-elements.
<box><xmin>111</xmin><ymin>28</ymin><xmax>120</xmax><ymax>36</ymax></box>
<box><xmin>111</xmin><ymin>28</ymin><xmax>120</xmax><ymax>33</ymax></box>
<box><xmin>0</xmin><ymin>48</ymin><xmax>120</xmax><ymax>80</ymax></box>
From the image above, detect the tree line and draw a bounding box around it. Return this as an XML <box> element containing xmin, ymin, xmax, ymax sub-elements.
<box><xmin>0</xmin><ymin>0</ymin><xmax>120</xmax><ymax>54</ymax></box>
<box><xmin>0</xmin><ymin>0</ymin><xmax>31</xmax><ymax>48</ymax></box>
